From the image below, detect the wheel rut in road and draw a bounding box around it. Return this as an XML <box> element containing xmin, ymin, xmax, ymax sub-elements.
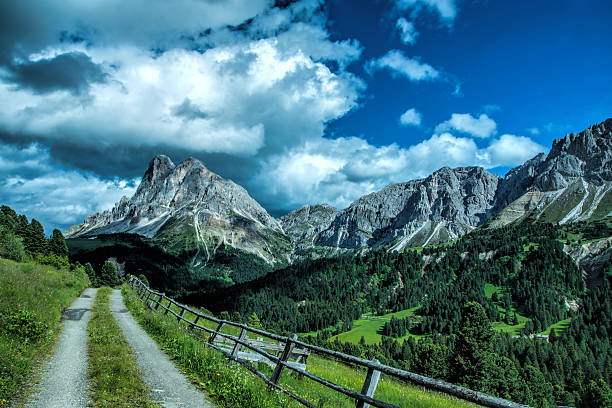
<box><xmin>110</xmin><ymin>289</ymin><xmax>215</xmax><ymax>408</ymax></box>
<box><xmin>25</xmin><ymin>288</ymin><xmax>97</xmax><ymax>408</ymax></box>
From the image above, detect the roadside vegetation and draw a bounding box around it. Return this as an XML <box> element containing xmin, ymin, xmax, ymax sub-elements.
<box><xmin>0</xmin><ymin>258</ymin><xmax>89</xmax><ymax>406</ymax></box>
<box><xmin>122</xmin><ymin>284</ymin><xmax>479</xmax><ymax>408</ymax></box>
<box><xmin>87</xmin><ymin>287</ymin><xmax>158</xmax><ymax>407</ymax></box>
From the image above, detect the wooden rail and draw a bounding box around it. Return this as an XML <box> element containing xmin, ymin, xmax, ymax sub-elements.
<box><xmin>128</xmin><ymin>276</ymin><xmax>530</xmax><ymax>408</ymax></box>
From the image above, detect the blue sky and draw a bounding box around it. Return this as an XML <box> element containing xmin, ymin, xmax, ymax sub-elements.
<box><xmin>326</xmin><ymin>0</ymin><xmax>612</xmax><ymax>151</ymax></box>
<box><xmin>0</xmin><ymin>0</ymin><xmax>610</xmax><ymax>233</ymax></box>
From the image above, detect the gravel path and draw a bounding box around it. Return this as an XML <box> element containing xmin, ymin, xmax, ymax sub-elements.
<box><xmin>25</xmin><ymin>288</ymin><xmax>97</xmax><ymax>408</ymax></box>
<box><xmin>110</xmin><ymin>289</ymin><xmax>215</xmax><ymax>408</ymax></box>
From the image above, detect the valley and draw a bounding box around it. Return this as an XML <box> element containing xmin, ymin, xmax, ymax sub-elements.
<box><xmin>57</xmin><ymin>119</ymin><xmax>612</xmax><ymax>406</ymax></box>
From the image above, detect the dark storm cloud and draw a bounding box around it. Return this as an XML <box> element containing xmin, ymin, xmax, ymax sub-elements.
<box><xmin>173</xmin><ymin>98</ymin><xmax>210</xmax><ymax>121</ymax></box>
<box><xmin>4</xmin><ymin>52</ymin><xmax>107</xmax><ymax>95</ymax></box>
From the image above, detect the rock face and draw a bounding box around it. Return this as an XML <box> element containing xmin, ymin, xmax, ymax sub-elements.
<box><xmin>285</xmin><ymin>119</ymin><xmax>612</xmax><ymax>251</ymax></box>
<box><xmin>65</xmin><ymin>155</ymin><xmax>290</xmax><ymax>264</ymax></box>
<box><xmin>314</xmin><ymin>166</ymin><xmax>501</xmax><ymax>250</ymax></box>
<box><xmin>279</xmin><ymin>204</ymin><xmax>339</xmax><ymax>250</ymax></box>
<box><xmin>490</xmin><ymin>118</ymin><xmax>612</xmax><ymax>226</ymax></box>
<box><xmin>565</xmin><ymin>237</ymin><xmax>612</xmax><ymax>288</ymax></box>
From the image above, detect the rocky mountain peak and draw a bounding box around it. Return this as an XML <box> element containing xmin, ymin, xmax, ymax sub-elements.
<box><xmin>280</xmin><ymin>204</ymin><xmax>339</xmax><ymax>250</ymax></box>
<box><xmin>144</xmin><ymin>154</ymin><xmax>175</xmax><ymax>182</ymax></box>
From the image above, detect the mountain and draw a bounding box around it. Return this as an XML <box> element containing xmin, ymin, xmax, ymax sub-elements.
<box><xmin>66</xmin><ymin>155</ymin><xmax>292</xmax><ymax>266</ymax></box>
<box><xmin>314</xmin><ymin>166</ymin><xmax>500</xmax><ymax>250</ymax></box>
<box><xmin>281</xmin><ymin>119</ymin><xmax>611</xmax><ymax>250</ymax></box>
<box><xmin>490</xmin><ymin>118</ymin><xmax>612</xmax><ymax>226</ymax></box>
<box><xmin>67</xmin><ymin>118</ymin><xmax>612</xmax><ymax>276</ymax></box>
<box><xmin>279</xmin><ymin>204</ymin><xmax>339</xmax><ymax>250</ymax></box>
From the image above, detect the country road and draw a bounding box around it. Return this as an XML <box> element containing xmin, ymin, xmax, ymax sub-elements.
<box><xmin>21</xmin><ymin>288</ymin><xmax>214</xmax><ymax>408</ymax></box>
<box><xmin>109</xmin><ymin>289</ymin><xmax>215</xmax><ymax>408</ymax></box>
<box><xmin>25</xmin><ymin>288</ymin><xmax>97</xmax><ymax>408</ymax></box>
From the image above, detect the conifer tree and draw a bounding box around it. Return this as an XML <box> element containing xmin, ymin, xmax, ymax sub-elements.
<box><xmin>15</xmin><ymin>215</ymin><xmax>29</xmax><ymax>238</ymax></box>
<box><xmin>24</xmin><ymin>219</ymin><xmax>47</xmax><ymax>255</ymax></box>
<box><xmin>48</xmin><ymin>229</ymin><xmax>68</xmax><ymax>257</ymax></box>
<box><xmin>99</xmin><ymin>260</ymin><xmax>119</xmax><ymax>287</ymax></box>
<box><xmin>0</xmin><ymin>205</ymin><xmax>17</xmax><ymax>232</ymax></box>
<box><xmin>451</xmin><ymin>302</ymin><xmax>495</xmax><ymax>392</ymax></box>
<box><xmin>246</xmin><ymin>312</ymin><xmax>263</xmax><ymax>329</ymax></box>
<box><xmin>84</xmin><ymin>262</ymin><xmax>97</xmax><ymax>286</ymax></box>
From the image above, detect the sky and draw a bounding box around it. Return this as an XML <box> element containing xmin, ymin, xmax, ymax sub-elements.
<box><xmin>1</xmin><ymin>0</ymin><xmax>611</xmax><ymax>233</ymax></box>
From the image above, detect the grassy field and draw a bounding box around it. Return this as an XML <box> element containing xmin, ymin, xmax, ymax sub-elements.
<box><xmin>88</xmin><ymin>287</ymin><xmax>158</xmax><ymax>407</ymax></box>
<box><xmin>0</xmin><ymin>257</ymin><xmax>89</xmax><ymax>406</ymax></box>
<box><xmin>122</xmin><ymin>285</ymin><xmax>480</xmax><ymax>408</ymax></box>
<box><xmin>540</xmin><ymin>318</ymin><xmax>571</xmax><ymax>335</ymax></box>
<box><xmin>330</xmin><ymin>307</ymin><xmax>422</xmax><ymax>345</ymax></box>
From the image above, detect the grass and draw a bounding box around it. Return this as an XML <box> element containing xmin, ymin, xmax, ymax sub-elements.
<box><xmin>540</xmin><ymin>318</ymin><xmax>571</xmax><ymax>335</ymax></box>
<box><xmin>330</xmin><ymin>307</ymin><xmax>423</xmax><ymax>345</ymax></box>
<box><xmin>123</xmin><ymin>285</ymin><xmax>480</xmax><ymax>408</ymax></box>
<box><xmin>483</xmin><ymin>283</ymin><xmax>500</xmax><ymax>299</ymax></box>
<box><xmin>87</xmin><ymin>287</ymin><xmax>158</xmax><ymax>407</ymax></box>
<box><xmin>0</xmin><ymin>257</ymin><xmax>89</xmax><ymax>406</ymax></box>
<box><xmin>122</xmin><ymin>284</ymin><xmax>294</xmax><ymax>408</ymax></box>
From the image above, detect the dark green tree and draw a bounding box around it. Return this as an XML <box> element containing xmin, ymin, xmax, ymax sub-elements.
<box><xmin>451</xmin><ymin>302</ymin><xmax>495</xmax><ymax>391</ymax></box>
<box><xmin>99</xmin><ymin>261</ymin><xmax>119</xmax><ymax>287</ymax></box>
<box><xmin>0</xmin><ymin>205</ymin><xmax>17</xmax><ymax>232</ymax></box>
<box><xmin>578</xmin><ymin>378</ymin><xmax>612</xmax><ymax>408</ymax></box>
<box><xmin>23</xmin><ymin>219</ymin><xmax>47</xmax><ymax>255</ymax></box>
<box><xmin>15</xmin><ymin>215</ymin><xmax>29</xmax><ymax>239</ymax></box>
<box><xmin>84</xmin><ymin>262</ymin><xmax>97</xmax><ymax>286</ymax></box>
<box><xmin>48</xmin><ymin>229</ymin><xmax>68</xmax><ymax>257</ymax></box>
<box><xmin>522</xmin><ymin>365</ymin><xmax>554</xmax><ymax>407</ymax></box>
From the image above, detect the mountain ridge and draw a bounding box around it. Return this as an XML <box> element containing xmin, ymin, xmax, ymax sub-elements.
<box><xmin>67</xmin><ymin>118</ymin><xmax>612</xmax><ymax>260</ymax></box>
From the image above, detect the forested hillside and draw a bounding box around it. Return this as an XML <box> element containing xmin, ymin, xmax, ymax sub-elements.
<box><xmin>196</xmin><ymin>219</ymin><xmax>612</xmax><ymax>407</ymax></box>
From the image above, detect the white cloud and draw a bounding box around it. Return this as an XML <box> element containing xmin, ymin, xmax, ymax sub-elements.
<box><xmin>0</xmin><ymin>143</ymin><xmax>138</xmax><ymax>232</ymax></box>
<box><xmin>365</xmin><ymin>50</ymin><xmax>440</xmax><ymax>81</ymax></box>
<box><xmin>395</xmin><ymin>0</ymin><xmax>458</xmax><ymax>23</ymax></box>
<box><xmin>435</xmin><ymin>113</ymin><xmax>497</xmax><ymax>138</ymax></box>
<box><xmin>0</xmin><ymin>37</ymin><xmax>363</xmax><ymax>157</ymax></box>
<box><xmin>0</xmin><ymin>0</ymin><xmax>547</xmax><ymax>227</ymax></box>
<box><xmin>396</xmin><ymin>18</ymin><xmax>418</xmax><ymax>45</ymax></box>
<box><xmin>527</xmin><ymin>127</ymin><xmax>540</xmax><ymax>135</ymax></box>
<box><xmin>258</xmin><ymin>130</ymin><xmax>545</xmax><ymax>211</ymax></box>
<box><xmin>399</xmin><ymin>108</ymin><xmax>422</xmax><ymax>127</ymax></box>
<box><xmin>486</xmin><ymin>134</ymin><xmax>545</xmax><ymax>166</ymax></box>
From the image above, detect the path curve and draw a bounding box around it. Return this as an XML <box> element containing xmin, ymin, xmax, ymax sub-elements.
<box><xmin>110</xmin><ymin>289</ymin><xmax>215</xmax><ymax>408</ymax></box>
<box><xmin>25</xmin><ymin>288</ymin><xmax>97</xmax><ymax>408</ymax></box>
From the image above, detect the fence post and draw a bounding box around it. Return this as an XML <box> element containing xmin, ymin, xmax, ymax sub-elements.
<box><xmin>192</xmin><ymin>315</ymin><xmax>200</xmax><ymax>327</ymax></box>
<box><xmin>164</xmin><ymin>298</ymin><xmax>172</xmax><ymax>315</ymax></box>
<box><xmin>144</xmin><ymin>290</ymin><xmax>153</xmax><ymax>307</ymax></box>
<box><xmin>177</xmin><ymin>307</ymin><xmax>185</xmax><ymax>323</ymax></box>
<box><xmin>269</xmin><ymin>333</ymin><xmax>297</xmax><ymax>387</ymax></box>
<box><xmin>231</xmin><ymin>328</ymin><xmax>247</xmax><ymax>359</ymax></box>
<box><xmin>356</xmin><ymin>359</ymin><xmax>381</xmax><ymax>408</ymax></box>
<box><xmin>152</xmin><ymin>294</ymin><xmax>161</xmax><ymax>310</ymax></box>
<box><xmin>208</xmin><ymin>322</ymin><xmax>225</xmax><ymax>344</ymax></box>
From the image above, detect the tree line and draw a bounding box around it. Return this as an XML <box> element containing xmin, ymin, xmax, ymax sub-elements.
<box><xmin>198</xmin><ymin>220</ymin><xmax>611</xmax><ymax>407</ymax></box>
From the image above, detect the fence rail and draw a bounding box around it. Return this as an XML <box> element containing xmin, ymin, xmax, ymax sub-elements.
<box><xmin>128</xmin><ymin>276</ymin><xmax>530</xmax><ymax>408</ymax></box>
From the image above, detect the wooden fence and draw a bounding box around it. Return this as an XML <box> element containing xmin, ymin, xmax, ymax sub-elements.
<box><xmin>128</xmin><ymin>276</ymin><xmax>530</xmax><ymax>408</ymax></box>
